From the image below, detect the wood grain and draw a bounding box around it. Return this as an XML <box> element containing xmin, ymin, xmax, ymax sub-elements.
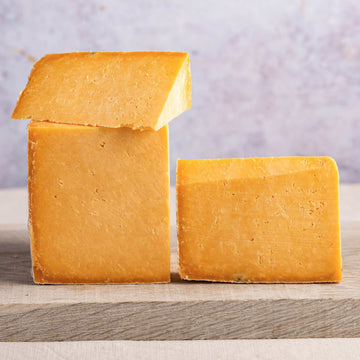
<box><xmin>0</xmin><ymin>222</ymin><xmax>359</xmax><ymax>341</ymax></box>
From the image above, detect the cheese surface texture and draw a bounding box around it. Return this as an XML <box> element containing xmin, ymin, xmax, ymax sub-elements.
<box><xmin>12</xmin><ymin>52</ymin><xmax>191</xmax><ymax>130</ymax></box>
<box><xmin>177</xmin><ymin>157</ymin><xmax>341</xmax><ymax>283</ymax></box>
<box><xmin>28</xmin><ymin>121</ymin><xmax>170</xmax><ymax>283</ymax></box>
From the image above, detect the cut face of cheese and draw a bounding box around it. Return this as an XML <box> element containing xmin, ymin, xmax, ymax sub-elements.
<box><xmin>177</xmin><ymin>157</ymin><xmax>341</xmax><ymax>283</ymax></box>
<box><xmin>12</xmin><ymin>52</ymin><xmax>191</xmax><ymax>130</ymax></box>
<box><xmin>28</xmin><ymin>121</ymin><xmax>170</xmax><ymax>283</ymax></box>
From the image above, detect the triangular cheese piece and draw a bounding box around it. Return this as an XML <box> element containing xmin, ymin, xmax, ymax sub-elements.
<box><xmin>12</xmin><ymin>52</ymin><xmax>191</xmax><ymax>130</ymax></box>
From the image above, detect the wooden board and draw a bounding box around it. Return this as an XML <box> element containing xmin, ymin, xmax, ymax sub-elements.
<box><xmin>0</xmin><ymin>222</ymin><xmax>359</xmax><ymax>342</ymax></box>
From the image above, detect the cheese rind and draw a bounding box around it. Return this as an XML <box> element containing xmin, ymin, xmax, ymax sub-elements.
<box><xmin>28</xmin><ymin>121</ymin><xmax>170</xmax><ymax>283</ymax></box>
<box><xmin>12</xmin><ymin>52</ymin><xmax>191</xmax><ymax>130</ymax></box>
<box><xmin>177</xmin><ymin>157</ymin><xmax>342</xmax><ymax>283</ymax></box>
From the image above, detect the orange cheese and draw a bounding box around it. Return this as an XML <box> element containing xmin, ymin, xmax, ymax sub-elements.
<box><xmin>177</xmin><ymin>157</ymin><xmax>342</xmax><ymax>283</ymax></box>
<box><xmin>12</xmin><ymin>52</ymin><xmax>191</xmax><ymax>130</ymax></box>
<box><xmin>28</xmin><ymin>121</ymin><xmax>170</xmax><ymax>283</ymax></box>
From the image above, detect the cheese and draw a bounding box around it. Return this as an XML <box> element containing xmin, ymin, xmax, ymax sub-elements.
<box><xmin>28</xmin><ymin>121</ymin><xmax>170</xmax><ymax>283</ymax></box>
<box><xmin>12</xmin><ymin>52</ymin><xmax>191</xmax><ymax>130</ymax></box>
<box><xmin>177</xmin><ymin>157</ymin><xmax>342</xmax><ymax>283</ymax></box>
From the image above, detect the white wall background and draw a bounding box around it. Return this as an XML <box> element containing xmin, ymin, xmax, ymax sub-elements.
<box><xmin>1</xmin><ymin>0</ymin><xmax>360</xmax><ymax>187</ymax></box>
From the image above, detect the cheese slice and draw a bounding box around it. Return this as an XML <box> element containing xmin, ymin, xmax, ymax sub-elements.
<box><xmin>28</xmin><ymin>120</ymin><xmax>170</xmax><ymax>283</ymax></box>
<box><xmin>177</xmin><ymin>157</ymin><xmax>342</xmax><ymax>283</ymax></box>
<box><xmin>12</xmin><ymin>52</ymin><xmax>191</xmax><ymax>130</ymax></box>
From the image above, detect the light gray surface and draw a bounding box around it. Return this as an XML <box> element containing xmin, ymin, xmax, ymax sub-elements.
<box><xmin>1</xmin><ymin>0</ymin><xmax>360</xmax><ymax>187</ymax></box>
<box><xmin>1</xmin><ymin>339</ymin><xmax>360</xmax><ymax>360</ymax></box>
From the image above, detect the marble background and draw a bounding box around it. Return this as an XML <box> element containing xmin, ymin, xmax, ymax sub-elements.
<box><xmin>1</xmin><ymin>0</ymin><xmax>360</xmax><ymax>187</ymax></box>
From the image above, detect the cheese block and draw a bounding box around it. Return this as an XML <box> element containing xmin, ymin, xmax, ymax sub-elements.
<box><xmin>12</xmin><ymin>52</ymin><xmax>191</xmax><ymax>130</ymax></box>
<box><xmin>28</xmin><ymin>121</ymin><xmax>170</xmax><ymax>283</ymax></box>
<box><xmin>177</xmin><ymin>157</ymin><xmax>342</xmax><ymax>283</ymax></box>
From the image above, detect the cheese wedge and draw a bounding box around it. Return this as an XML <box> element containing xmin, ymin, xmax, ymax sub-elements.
<box><xmin>177</xmin><ymin>157</ymin><xmax>342</xmax><ymax>283</ymax></box>
<box><xmin>28</xmin><ymin>121</ymin><xmax>170</xmax><ymax>283</ymax></box>
<box><xmin>12</xmin><ymin>52</ymin><xmax>191</xmax><ymax>130</ymax></box>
